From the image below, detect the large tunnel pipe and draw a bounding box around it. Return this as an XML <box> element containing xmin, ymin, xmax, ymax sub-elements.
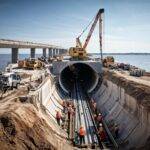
<box><xmin>59</xmin><ymin>63</ymin><xmax>100</xmax><ymax>93</ymax></box>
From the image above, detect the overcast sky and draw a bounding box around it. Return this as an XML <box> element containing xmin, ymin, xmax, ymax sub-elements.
<box><xmin>0</xmin><ymin>0</ymin><xmax>150</xmax><ymax>53</ymax></box>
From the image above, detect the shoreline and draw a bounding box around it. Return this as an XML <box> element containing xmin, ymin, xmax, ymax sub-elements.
<box><xmin>0</xmin><ymin>54</ymin><xmax>150</xmax><ymax>73</ymax></box>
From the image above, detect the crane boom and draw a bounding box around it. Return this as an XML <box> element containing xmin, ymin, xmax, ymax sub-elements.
<box><xmin>76</xmin><ymin>37</ymin><xmax>82</xmax><ymax>48</ymax></box>
<box><xmin>69</xmin><ymin>8</ymin><xmax>104</xmax><ymax>60</ymax></box>
<box><xmin>83</xmin><ymin>9</ymin><xmax>104</xmax><ymax>50</ymax></box>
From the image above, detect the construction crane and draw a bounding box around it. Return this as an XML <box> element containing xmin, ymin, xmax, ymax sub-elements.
<box><xmin>69</xmin><ymin>8</ymin><xmax>104</xmax><ymax>60</ymax></box>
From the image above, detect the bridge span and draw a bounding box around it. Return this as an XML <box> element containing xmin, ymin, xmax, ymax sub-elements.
<box><xmin>0</xmin><ymin>39</ymin><xmax>67</xmax><ymax>63</ymax></box>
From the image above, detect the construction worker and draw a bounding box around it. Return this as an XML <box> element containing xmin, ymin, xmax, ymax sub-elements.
<box><xmin>62</xmin><ymin>101</ymin><xmax>67</xmax><ymax>113</ymax></box>
<box><xmin>68</xmin><ymin>104</ymin><xmax>73</xmax><ymax>120</ymax></box>
<box><xmin>93</xmin><ymin>113</ymin><xmax>97</xmax><ymax>121</ymax></box>
<box><xmin>90</xmin><ymin>99</ymin><xmax>94</xmax><ymax>107</ymax></box>
<box><xmin>98</xmin><ymin>123</ymin><xmax>107</xmax><ymax>142</ymax></box>
<box><xmin>79</xmin><ymin>126</ymin><xmax>86</xmax><ymax>145</ymax></box>
<box><xmin>56</xmin><ymin>111</ymin><xmax>61</xmax><ymax>126</ymax></box>
<box><xmin>97</xmin><ymin>113</ymin><xmax>103</xmax><ymax>125</ymax></box>
<box><xmin>93</xmin><ymin>101</ymin><xmax>97</xmax><ymax>113</ymax></box>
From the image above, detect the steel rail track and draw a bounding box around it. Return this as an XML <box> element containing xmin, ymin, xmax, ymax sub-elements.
<box><xmin>78</xmin><ymin>84</ymin><xmax>97</xmax><ymax>144</ymax></box>
<box><xmin>71</xmin><ymin>81</ymin><xmax>101</xmax><ymax>148</ymax></box>
<box><xmin>69</xmin><ymin>80</ymin><xmax>119</xmax><ymax>149</ymax></box>
<box><xmin>75</xmin><ymin>81</ymin><xmax>88</xmax><ymax>143</ymax></box>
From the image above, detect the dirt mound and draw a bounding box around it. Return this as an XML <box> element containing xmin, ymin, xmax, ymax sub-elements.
<box><xmin>104</xmin><ymin>70</ymin><xmax>150</xmax><ymax>110</ymax></box>
<box><xmin>0</xmin><ymin>98</ymin><xmax>72</xmax><ymax>150</ymax></box>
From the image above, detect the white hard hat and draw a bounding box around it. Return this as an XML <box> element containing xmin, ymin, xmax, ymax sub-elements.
<box><xmin>99</xmin><ymin>123</ymin><xmax>103</xmax><ymax>127</ymax></box>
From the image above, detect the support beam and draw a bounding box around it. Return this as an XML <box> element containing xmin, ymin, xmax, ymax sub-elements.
<box><xmin>61</xmin><ymin>49</ymin><xmax>66</xmax><ymax>55</ymax></box>
<box><xmin>55</xmin><ymin>49</ymin><xmax>57</xmax><ymax>56</ymax></box>
<box><xmin>59</xmin><ymin>49</ymin><xmax>62</xmax><ymax>55</ymax></box>
<box><xmin>53</xmin><ymin>49</ymin><xmax>56</xmax><ymax>57</ymax></box>
<box><xmin>57</xmin><ymin>49</ymin><xmax>60</xmax><ymax>56</ymax></box>
<box><xmin>62</xmin><ymin>49</ymin><xmax>64</xmax><ymax>54</ymax></box>
<box><xmin>43</xmin><ymin>48</ymin><xmax>47</xmax><ymax>58</ymax></box>
<box><xmin>30</xmin><ymin>48</ymin><xmax>35</xmax><ymax>58</ymax></box>
<box><xmin>56</xmin><ymin>49</ymin><xmax>59</xmax><ymax>56</ymax></box>
<box><xmin>48</xmin><ymin>48</ymin><xmax>53</xmax><ymax>58</ymax></box>
<box><xmin>11</xmin><ymin>48</ymin><xmax>18</xmax><ymax>63</ymax></box>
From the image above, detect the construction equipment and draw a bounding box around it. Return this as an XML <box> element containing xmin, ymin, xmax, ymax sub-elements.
<box><xmin>103</xmin><ymin>56</ymin><xmax>115</xmax><ymax>67</ymax></box>
<box><xmin>0</xmin><ymin>72</ymin><xmax>21</xmax><ymax>90</ymax></box>
<box><xmin>18</xmin><ymin>60</ymin><xmax>27</xmax><ymax>68</ymax></box>
<box><xmin>26</xmin><ymin>58</ymin><xmax>43</xmax><ymax>69</ymax></box>
<box><xmin>18</xmin><ymin>58</ymin><xmax>44</xmax><ymax>69</ymax></box>
<box><xmin>69</xmin><ymin>9</ymin><xmax>104</xmax><ymax>60</ymax></box>
<box><xmin>129</xmin><ymin>68</ymin><xmax>145</xmax><ymax>77</ymax></box>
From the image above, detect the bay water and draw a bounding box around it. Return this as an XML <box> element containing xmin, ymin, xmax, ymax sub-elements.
<box><xmin>0</xmin><ymin>54</ymin><xmax>150</xmax><ymax>72</ymax></box>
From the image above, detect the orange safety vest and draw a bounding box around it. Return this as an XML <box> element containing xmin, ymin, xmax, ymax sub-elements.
<box><xmin>56</xmin><ymin>112</ymin><xmax>61</xmax><ymax>119</ymax></box>
<box><xmin>79</xmin><ymin>127</ymin><xmax>86</xmax><ymax>136</ymax></box>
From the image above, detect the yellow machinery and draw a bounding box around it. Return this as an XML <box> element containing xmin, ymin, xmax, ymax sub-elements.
<box><xmin>18</xmin><ymin>60</ymin><xmax>27</xmax><ymax>68</ymax></box>
<box><xmin>26</xmin><ymin>58</ymin><xmax>43</xmax><ymax>69</ymax></box>
<box><xmin>18</xmin><ymin>58</ymin><xmax>43</xmax><ymax>69</ymax></box>
<box><xmin>69</xmin><ymin>9</ymin><xmax>104</xmax><ymax>60</ymax></box>
<box><xmin>103</xmin><ymin>56</ymin><xmax>115</xmax><ymax>67</ymax></box>
<box><xmin>69</xmin><ymin>47</ymin><xmax>87</xmax><ymax>60</ymax></box>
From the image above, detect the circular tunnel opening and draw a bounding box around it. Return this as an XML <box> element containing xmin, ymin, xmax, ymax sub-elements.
<box><xmin>59</xmin><ymin>63</ymin><xmax>99</xmax><ymax>93</ymax></box>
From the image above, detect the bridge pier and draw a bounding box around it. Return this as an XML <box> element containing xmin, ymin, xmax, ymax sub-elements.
<box><xmin>59</xmin><ymin>49</ymin><xmax>63</xmax><ymax>55</ymax></box>
<box><xmin>48</xmin><ymin>48</ymin><xmax>53</xmax><ymax>58</ymax></box>
<box><xmin>53</xmin><ymin>49</ymin><xmax>56</xmax><ymax>57</ymax></box>
<box><xmin>56</xmin><ymin>49</ymin><xmax>59</xmax><ymax>56</ymax></box>
<box><xmin>58</xmin><ymin>49</ymin><xmax>60</xmax><ymax>55</ymax></box>
<box><xmin>31</xmin><ymin>48</ymin><xmax>35</xmax><ymax>58</ymax></box>
<box><xmin>61</xmin><ymin>49</ymin><xmax>66</xmax><ymax>55</ymax></box>
<box><xmin>52</xmin><ymin>48</ymin><xmax>55</xmax><ymax>57</ymax></box>
<box><xmin>61</xmin><ymin>49</ymin><xmax>64</xmax><ymax>54</ymax></box>
<box><xmin>43</xmin><ymin>48</ymin><xmax>47</xmax><ymax>58</ymax></box>
<box><xmin>11</xmin><ymin>48</ymin><xmax>18</xmax><ymax>63</ymax></box>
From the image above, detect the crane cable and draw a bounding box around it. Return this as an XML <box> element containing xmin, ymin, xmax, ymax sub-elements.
<box><xmin>78</xmin><ymin>14</ymin><xmax>96</xmax><ymax>39</ymax></box>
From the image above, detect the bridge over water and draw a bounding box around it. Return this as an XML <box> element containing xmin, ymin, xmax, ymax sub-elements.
<box><xmin>0</xmin><ymin>39</ymin><xmax>67</xmax><ymax>63</ymax></box>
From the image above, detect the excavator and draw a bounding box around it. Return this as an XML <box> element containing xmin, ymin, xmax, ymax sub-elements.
<box><xmin>18</xmin><ymin>58</ymin><xmax>44</xmax><ymax>69</ymax></box>
<box><xmin>69</xmin><ymin>9</ymin><xmax>104</xmax><ymax>60</ymax></box>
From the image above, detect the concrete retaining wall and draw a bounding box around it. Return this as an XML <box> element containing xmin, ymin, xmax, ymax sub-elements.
<box><xmin>92</xmin><ymin>79</ymin><xmax>150</xmax><ymax>149</ymax></box>
<box><xmin>29</xmin><ymin>75</ymin><xmax>66</xmax><ymax>138</ymax></box>
<box><xmin>37</xmin><ymin>76</ymin><xmax>63</xmax><ymax>119</ymax></box>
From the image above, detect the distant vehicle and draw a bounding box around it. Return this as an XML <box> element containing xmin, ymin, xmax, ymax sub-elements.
<box><xmin>129</xmin><ymin>69</ymin><xmax>145</xmax><ymax>77</ymax></box>
<box><xmin>103</xmin><ymin>56</ymin><xmax>115</xmax><ymax>67</ymax></box>
<box><xmin>0</xmin><ymin>72</ymin><xmax>21</xmax><ymax>89</ymax></box>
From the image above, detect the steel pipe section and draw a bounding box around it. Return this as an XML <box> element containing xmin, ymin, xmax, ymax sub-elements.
<box><xmin>59</xmin><ymin>63</ymin><xmax>100</xmax><ymax>93</ymax></box>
